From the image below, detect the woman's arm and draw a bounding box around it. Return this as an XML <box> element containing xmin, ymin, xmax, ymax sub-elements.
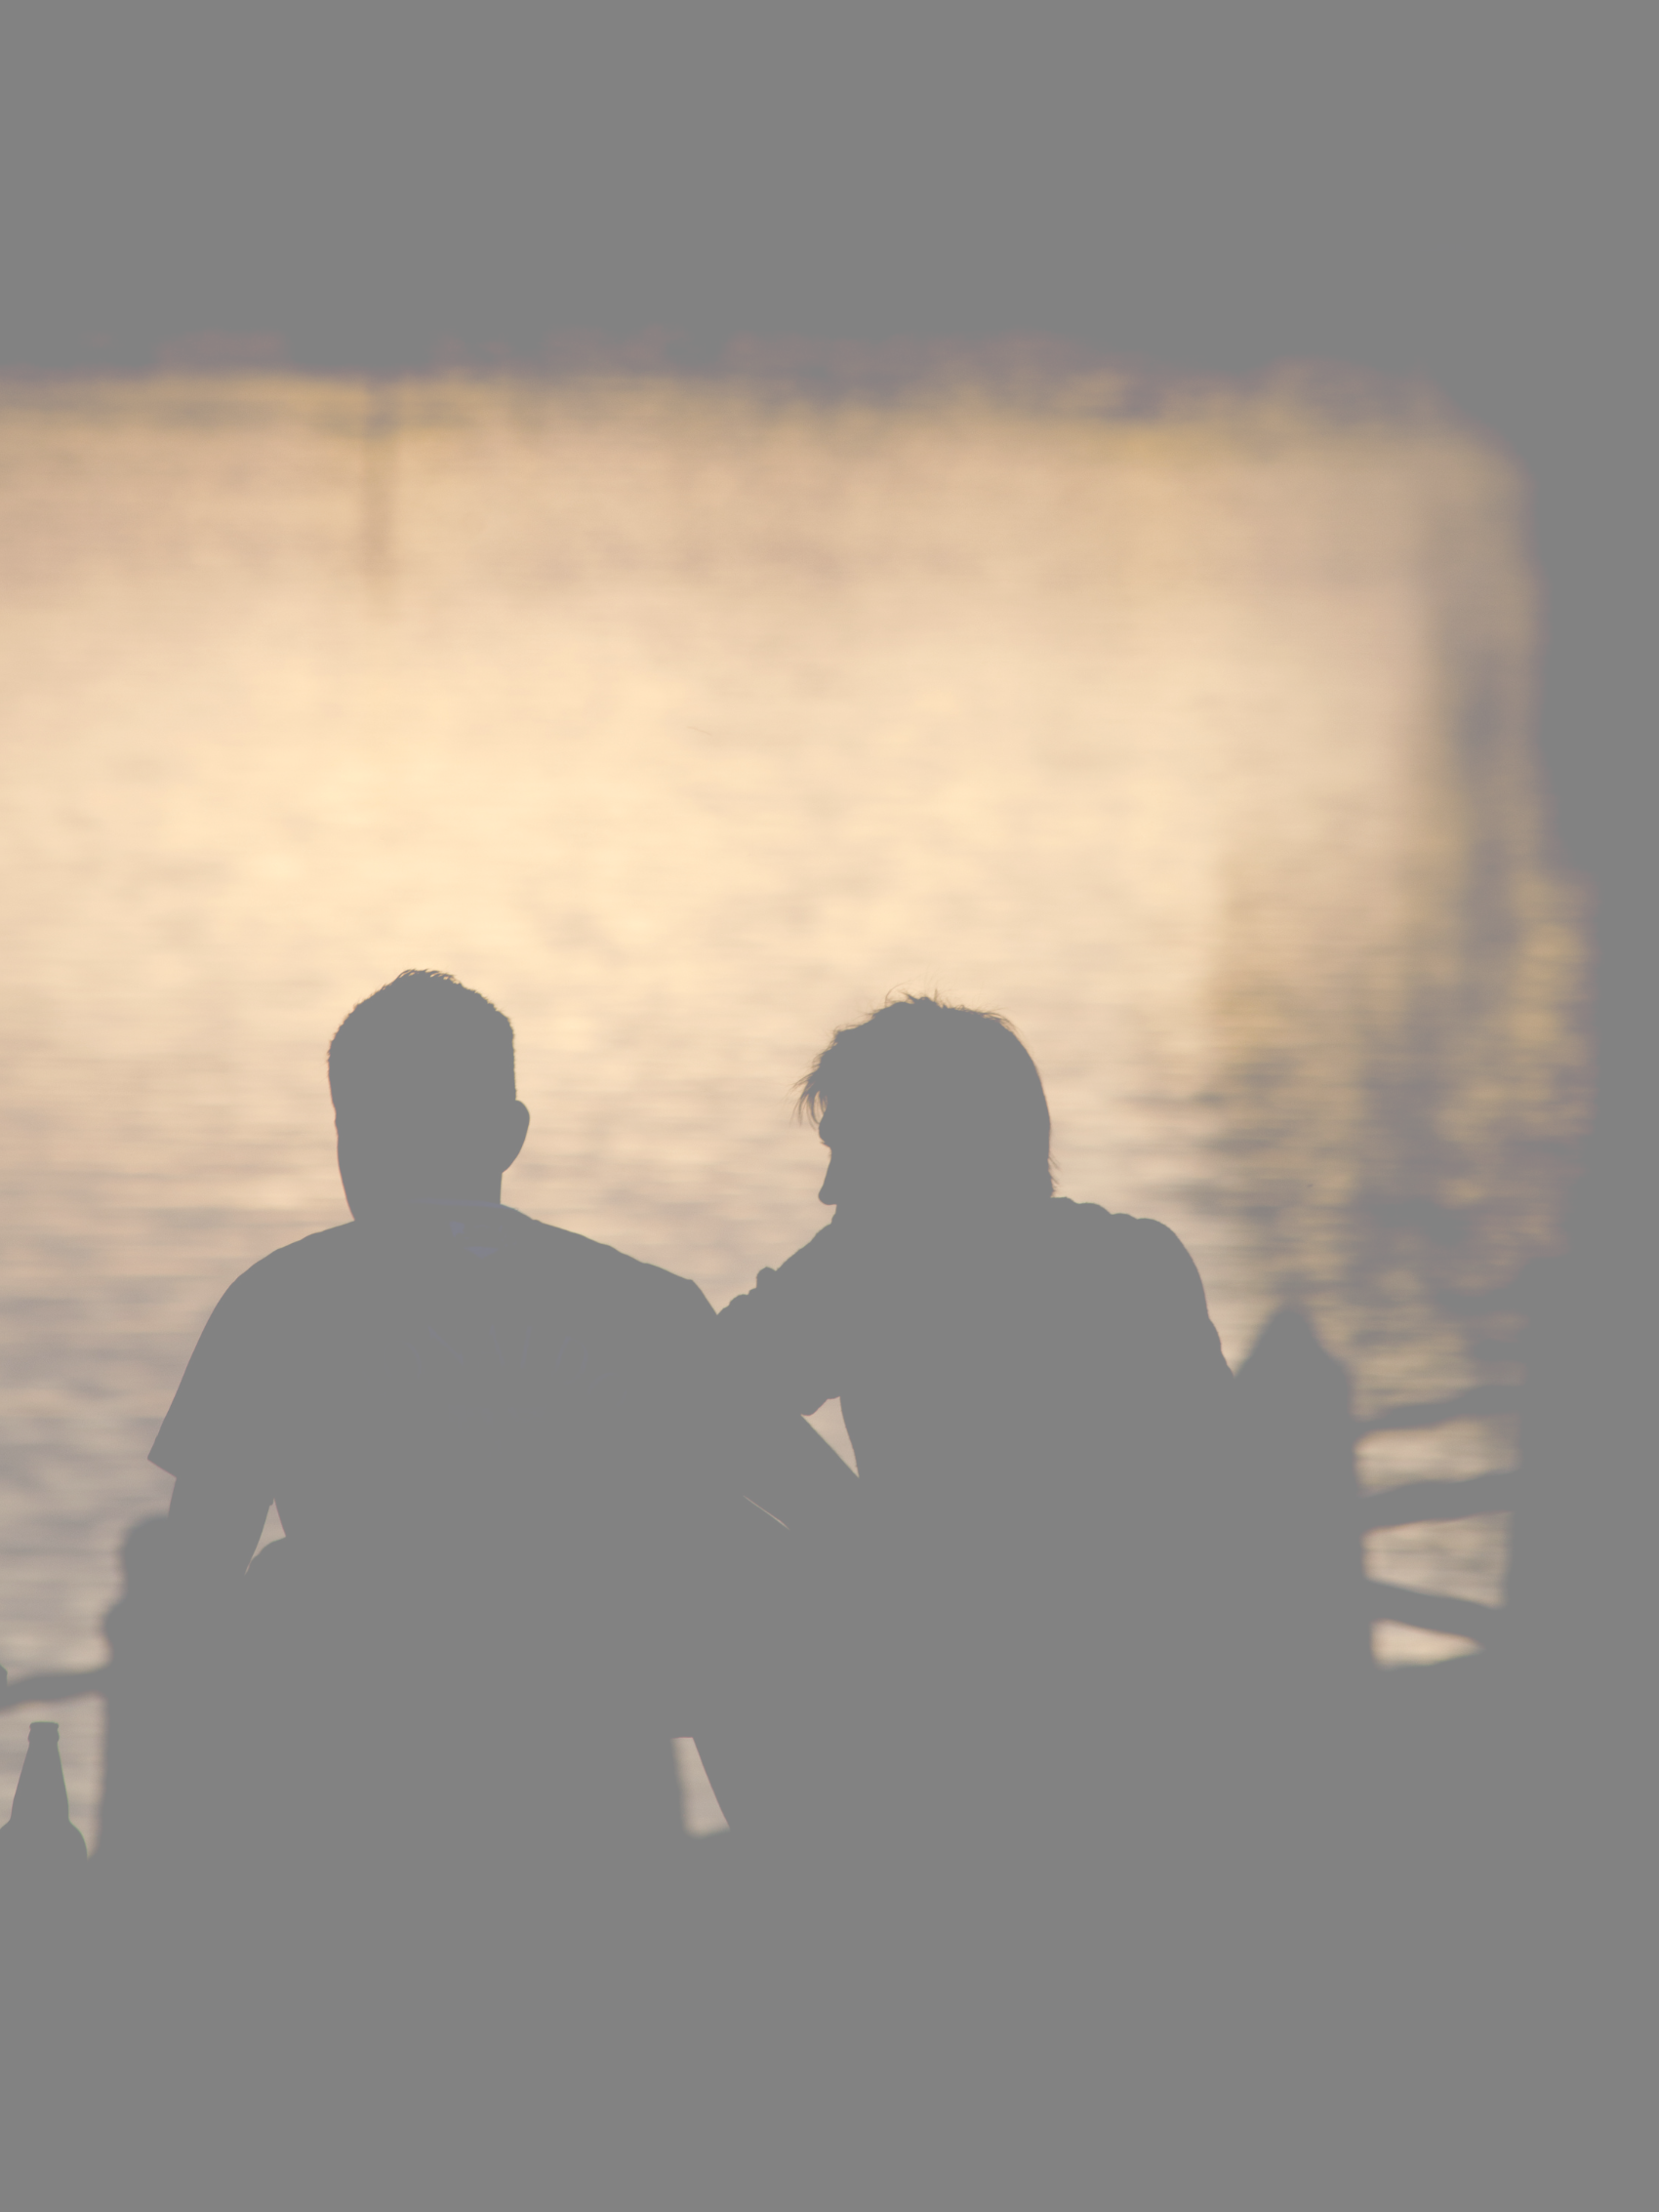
<box><xmin>715</xmin><ymin>1222</ymin><xmax>846</xmax><ymax>1422</ymax></box>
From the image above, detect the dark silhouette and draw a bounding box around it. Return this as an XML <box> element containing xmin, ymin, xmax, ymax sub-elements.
<box><xmin>6</xmin><ymin>21</ymin><xmax>1652</xmax><ymax>2200</ymax></box>
<box><xmin>5</xmin><ymin>984</ymin><xmax>1606</xmax><ymax>2209</ymax></box>
<box><xmin>0</xmin><ymin>1720</ymin><xmax>88</xmax><ymax>1883</ymax></box>
<box><xmin>79</xmin><ymin>1515</ymin><xmax>178</xmax><ymax>1872</ymax></box>
<box><xmin>0</xmin><ymin>1721</ymin><xmax>95</xmax><ymax>2212</ymax></box>
<box><xmin>708</xmin><ymin>995</ymin><xmax>1314</xmax><ymax>2205</ymax></box>
<box><xmin>0</xmin><ymin>1660</ymin><xmax>110</xmax><ymax>1712</ymax></box>
<box><xmin>1233</xmin><ymin>1304</ymin><xmax>1377</xmax><ymax>1702</ymax></box>
<box><xmin>78</xmin><ymin>970</ymin><xmax>851</xmax><ymax>2210</ymax></box>
<box><xmin>703</xmin><ymin>998</ymin><xmax>1561</xmax><ymax>2209</ymax></box>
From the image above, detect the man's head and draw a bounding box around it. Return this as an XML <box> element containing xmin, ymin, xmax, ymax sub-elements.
<box><xmin>328</xmin><ymin>971</ymin><xmax>530</xmax><ymax>1220</ymax></box>
<box><xmin>798</xmin><ymin>994</ymin><xmax>1055</xmax><ymax>1217</ymax></box>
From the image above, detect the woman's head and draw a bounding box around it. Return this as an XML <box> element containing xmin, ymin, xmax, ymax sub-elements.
<box><xmin>798</xmin><ymin>994</ymin><xmax>1055</xmax><ymax>1213</ymax></box>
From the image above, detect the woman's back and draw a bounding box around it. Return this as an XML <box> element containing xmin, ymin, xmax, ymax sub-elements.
<box><xmin>714</xmin><ymin>1195</ymin><xmax>1254</xmax><ymax>2207</ymax></box>
<box><xmin>722</xmin><ymin>1194</ymin><xmax>1234</xmax><ymax>1710</ymax></box>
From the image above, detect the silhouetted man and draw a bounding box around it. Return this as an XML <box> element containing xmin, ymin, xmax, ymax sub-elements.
<box><xmin>108</xmin><ymin>970</ymin><xmax>848</xmax><ymax>2210</ymax></box>
<box><xmin>714</xmin><ymin>995</ymin><xmax>1250</xmax><ymax>2207</ymax></box>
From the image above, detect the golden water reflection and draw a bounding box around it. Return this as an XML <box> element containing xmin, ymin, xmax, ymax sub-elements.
<box><xmin>0</xmin><ymin>374</ymin><xmax>1590</xmax><ymax>1830</ymax></box>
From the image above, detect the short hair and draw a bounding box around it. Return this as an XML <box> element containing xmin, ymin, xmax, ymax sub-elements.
<box><xmin>797</xmin><ymin>993</ymin><xmax>1055</xmax><ymax>1197</ymax></box>
<box><xmin>328</xmin><ymin>971</ymin><xmax>516</xmax><ymax>1108</ymax></box>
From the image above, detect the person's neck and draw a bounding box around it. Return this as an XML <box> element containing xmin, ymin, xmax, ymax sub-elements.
<box><xmin>350</xmin><ymin>1189</ymin><xmax>506</xmax><ymax>1226</ymax></box>
<box><xmin>835</xmin><ymin>1187</ymin><xmax>1044</xmax><ymax>1237</ymax></box>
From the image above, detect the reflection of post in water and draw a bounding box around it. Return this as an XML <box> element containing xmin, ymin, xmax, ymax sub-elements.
<box><xmin>360</xmin><ymin>379</ymin><xmax>398</xmax><ymax>585</ymax></box>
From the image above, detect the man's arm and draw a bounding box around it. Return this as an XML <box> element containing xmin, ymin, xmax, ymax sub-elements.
<box><xmin>99</xmin><ymin>1270</ymin><xmax>286</xmax><ymax>1879</ymax></box>
<box><xmin>151</xmin><ymin>1262</ymin><xmax>289</xmax><ymax>1589</ymax></box>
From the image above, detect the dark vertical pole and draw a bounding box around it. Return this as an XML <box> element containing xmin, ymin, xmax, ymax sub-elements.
<box><xmin>1234</xmin><ymin>1303</ymin><xmax>1374</xmax><ymax>1710</ymax></box>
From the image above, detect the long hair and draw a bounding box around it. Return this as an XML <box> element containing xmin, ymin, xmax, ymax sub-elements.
<box><xmin>797</xmin><ymin>993</ymin><xmax>1055</xmax><ymax>1198</ymax></box>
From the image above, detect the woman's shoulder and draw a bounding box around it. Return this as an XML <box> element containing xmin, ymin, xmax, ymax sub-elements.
<box><xmin>1050</xmin><ymin>1195</ymin><xmax>1193</xmax><ymax>1263</ymax></box>
<box><xmin>1048</xmin><ymin>1199</ymin><xmax>1225</xmax><ymax>1347</ymax></box>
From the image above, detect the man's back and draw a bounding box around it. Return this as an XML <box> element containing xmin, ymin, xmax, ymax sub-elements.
<box><xmin>153</xmin><ymin>1201</ymin><xmax>732</xmax><ymax>1864</ymax></box>
<box><xmin>88</xmin><ymin>970</ymin><xmax>847</xmax><ymax>2204</ymax></box>
<box><xmin>115</xmin><ymin>1202</ymin><xmax>756</xmax><ymax>2209</ymax></box>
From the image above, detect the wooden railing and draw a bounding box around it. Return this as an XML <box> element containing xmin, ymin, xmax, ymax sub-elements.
<box><xmin>1356</xmin><ymin>1380</ymin><xmax>1519</xmax><ymax>1651</ymax></box>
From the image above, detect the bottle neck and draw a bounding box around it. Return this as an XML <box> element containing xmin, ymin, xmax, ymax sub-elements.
<box><xmin>9</xmin><ymin>1723</ymin><xmax>72</xmax><ymax>1829</ymax></box>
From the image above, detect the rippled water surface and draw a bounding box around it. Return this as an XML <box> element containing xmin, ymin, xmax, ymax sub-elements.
<box><xmin>0</xmin><ymin>375</ymin><xmax>1590</xmax><ymax>1835</ymax></box>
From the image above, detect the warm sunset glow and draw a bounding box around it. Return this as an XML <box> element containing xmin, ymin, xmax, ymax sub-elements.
<box><xmin>0</xmin><ymin>372</ymin><xmax>1590</xmax><ymax>1826</ymax></box>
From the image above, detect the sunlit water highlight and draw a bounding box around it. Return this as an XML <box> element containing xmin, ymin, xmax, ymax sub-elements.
<box><xmin>0</xmin><ymin>374</ymin><xmax>1589</xmax><ymax>1837</ymax></box>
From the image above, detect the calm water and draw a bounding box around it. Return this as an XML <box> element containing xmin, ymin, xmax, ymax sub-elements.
<box><xmin>0</xmin><ymin>374</ymin><xmax>1590</xmax><ymax>1837</ymax></box>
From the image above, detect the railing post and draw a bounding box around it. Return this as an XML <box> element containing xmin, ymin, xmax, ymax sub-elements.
<box><xmin>1233</xmin><ymin>1305</ymin><xmax>1376</xmax><ymax>1704</ymax></box>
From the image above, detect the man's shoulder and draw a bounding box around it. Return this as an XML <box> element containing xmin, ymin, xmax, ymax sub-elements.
<box><xmin>503</xmin><ymin>1212</ymin><xmax>714</xmax><ymax>1321</ymax></box>
<box><xmin>216</xmin><ymin>1215</ymin><xmax>710</xmax><ymax>1321</ymax></box>
<box><xmin>211</xmin><ymin>1223</ymin><xmax>360</xmax><ymax>1307</ymax></box>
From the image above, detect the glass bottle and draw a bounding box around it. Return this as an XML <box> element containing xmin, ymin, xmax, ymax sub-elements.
<box><xmin>0</xmin><ymin>1720</ymin><xmax>90</xmax><ymax>1888</ymax></box>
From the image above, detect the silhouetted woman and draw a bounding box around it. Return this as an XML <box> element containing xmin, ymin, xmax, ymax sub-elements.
<box><xmin>714</xmin><ymin>995</ymin><xmax>1248</xmax><ymax>2207</ymax></box>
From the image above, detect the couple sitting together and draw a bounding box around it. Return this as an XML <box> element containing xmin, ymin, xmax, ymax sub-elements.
<box><xmin>122</xmin><ymin>967</ymin><xmax>1244</xmax><ymax>2209</ymax></box>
